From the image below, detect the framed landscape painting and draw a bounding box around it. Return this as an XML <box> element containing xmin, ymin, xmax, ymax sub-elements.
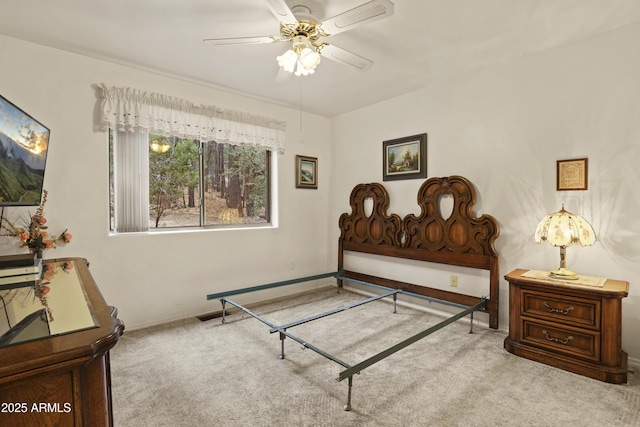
<box><xmin>383</xmin><ymin>133</ymin><xmax>427</xmax><ymax>181</ymax></box>
<box><xmin>295</xmin><ymin>155</ymin><xmax>318</xmax><ymax>189</ymax></box>
<box><xmin>0</xmin><ymin>94</ymin><xmax>50</xmax><ymax>206</ymax></box>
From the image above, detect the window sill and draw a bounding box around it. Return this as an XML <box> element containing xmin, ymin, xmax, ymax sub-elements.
<box><xmin>109</xmin><ymin>223</ymin><xmax>276</xmax><ymax>236</ymax></box>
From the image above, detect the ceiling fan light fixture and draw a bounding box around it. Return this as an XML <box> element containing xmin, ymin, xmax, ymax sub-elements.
<box><xmin>277</xmin><ymin>49</ymin><xmax>298</xmax><ymax>73</ymax></box>
<box><xmin>276</xmin><ymin>46</ymin><xmax>321</xmax><ymax>76</ymax></box>
<box><xmin>294</xmin><ymin>61</ymin><xmax>315</xmax><ymax>76</ymax></box>
<box><xmin>276</xmin><ymin>34</ymin><xmax>321</xmax><ymax>76</ymax></box>
<box><xmin>299</xmin><ymin>47</ymin><xmax>321</xmax><ymax>69</ymax></box>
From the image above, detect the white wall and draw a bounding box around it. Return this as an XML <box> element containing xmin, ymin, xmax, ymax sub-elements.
<box><xmin>329</xmin><ymin>22</ymin><xmax>640</xmax><ymax>363</ymax></box>
<box><xmin>0</xmin><ymin>34</ymin><xmax>333</xmax><ymax>329</ymax></box>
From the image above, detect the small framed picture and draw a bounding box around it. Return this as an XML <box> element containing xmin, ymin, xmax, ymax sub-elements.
<box><xmin>295</xmin><ymin>155</ymin><xmax>318</xmax><ymax>189</ymax></box>
<box><xmin>383</xmin><ymin>133</ymin><xmax>427</xmax><ymax>181</ymax></box>
<box><xmin>557</xmin><ymin>158</ymin><xmax>588</xmax><ymax>191</ymax></box>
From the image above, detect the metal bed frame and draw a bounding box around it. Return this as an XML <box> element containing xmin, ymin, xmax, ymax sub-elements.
<box><xmin>206</xmin><ymin>176</ymin><xmax>500</xmax><ymax>411</ymax></box>
<box><xmin>207</xmin><ymin>270</ymin><xmax>487</xmax><ymax>410</ymax></box>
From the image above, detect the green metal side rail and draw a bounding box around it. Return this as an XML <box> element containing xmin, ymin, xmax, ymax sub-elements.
<box><xmin>207</xmin><ymin>271</ymin><xmax>488</xmax><ymax>411</ymax></box>
<box><xmin>206</xmin><ymin>271</ymin><xmax>344</xmax><ymax>300</ymax></box>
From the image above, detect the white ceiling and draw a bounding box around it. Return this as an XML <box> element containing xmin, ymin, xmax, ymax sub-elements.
<box><xmin>1</xmin><ymin>0</ymin><xmax>639</xmax><ymax>117</ymax></box>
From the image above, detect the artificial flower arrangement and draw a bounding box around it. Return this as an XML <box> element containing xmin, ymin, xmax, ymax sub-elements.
<box><xmin>0</xmin><ymin>190</ymin><xmax>73</xmax><ymax>322</ymax></box>
<box><xmin>0</xmin><ymin>190</ymin><xmax>72</xmax><ymax>257</ymax></box>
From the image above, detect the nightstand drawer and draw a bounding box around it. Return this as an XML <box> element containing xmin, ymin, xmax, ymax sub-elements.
<box><xmin>522</xmin><ymin>320</ymin><xmax>600</xmax><ymax>362</ymax></box>
<box><xmin>521</xmin><ymin>289</ymin><xmax>600</xmax><ymax>330</ymax></box>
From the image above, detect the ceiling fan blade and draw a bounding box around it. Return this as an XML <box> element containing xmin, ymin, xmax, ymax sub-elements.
<box><xmin>203</xmin><ymin>36</ymin><xmax>279</xmax><ymax>46</ymax></box>
<box><xmin>320</xmin><ymin>0</ymin><xmax>395</xmax><ymax>36</ymax></box>
<box><xmin>320</xmin><ymin>44</ymin><xmax>373</xmax><ymax>71</ymax></box>
<box><xmin>264</xmin><ymin>0</ymin><xmax>298</xmax><ymax>25</ymax></box>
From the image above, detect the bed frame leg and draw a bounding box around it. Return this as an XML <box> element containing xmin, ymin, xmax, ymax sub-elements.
<box><xmin>220</xmin><ymin>300</ymin><xmax>227</xmax><ymax>324</ymax></box>
<box><xmin>344</xmin><ymin>375</ymin><xmax>353</xmax><ymax>411</ymax></box>
<box><xmin>279</xmin><ymin>332</ymin><xmax>286</xmax><ymax>359</ymax></box>
<box><xmin>469</xmin><ymin>311</ymin><xmax>474</xmax><ymax>334</ymax></box>
<box><xmin>393</xmin><ymin>293</ymin><xmax>397</xmax><ymax>314</ymax></box>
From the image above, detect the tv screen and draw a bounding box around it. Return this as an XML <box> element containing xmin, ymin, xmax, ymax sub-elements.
<box><xmin>0</xmin><ymin>94</ymin><xmax>50</xmax><ymax>206</ymax></box>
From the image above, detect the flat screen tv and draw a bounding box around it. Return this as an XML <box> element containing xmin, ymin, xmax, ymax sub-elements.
<box><xmin>0</xmin><ymin>94</ymin><xmax>50</xmax><ymax>206</ymax></box>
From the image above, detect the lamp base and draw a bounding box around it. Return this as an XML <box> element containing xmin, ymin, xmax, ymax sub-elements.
<box><xmin>549</xmin><ymin>268</ymin><xmax>579</xmax><ymax>280</ymax></box>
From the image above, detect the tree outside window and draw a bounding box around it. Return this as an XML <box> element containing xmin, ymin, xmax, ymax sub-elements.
<box><xmin>110</xmin><ymin>133</ymin><xmax>271</xmax><ymax>231</ymax></box>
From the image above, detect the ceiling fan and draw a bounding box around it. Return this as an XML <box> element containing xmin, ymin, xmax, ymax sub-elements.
<box><xmin>203</xmin><ymin>0</ymin><xmax>395</xmax><ymax>76</ymax></box>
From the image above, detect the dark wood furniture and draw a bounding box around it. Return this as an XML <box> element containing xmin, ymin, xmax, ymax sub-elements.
<box><xmin>338</xmin><ymin>175</ymin><xmax>501</xmax><ymax>329</ymax></box>
<box><xmin>504</xmin><ymin>269</ymin><xmax>628</xmax><ymax>383</ymax></box>
<box><xmin>0</xmin><ymin>258</ymin><xmax>124</xmax><ymax>426</ymax></box>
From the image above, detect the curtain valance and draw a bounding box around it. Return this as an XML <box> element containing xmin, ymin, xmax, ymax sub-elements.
<box><xmin>97</xmin><ymin>84</ymin><xmax>286</xmax><ymax>153</ymax></box>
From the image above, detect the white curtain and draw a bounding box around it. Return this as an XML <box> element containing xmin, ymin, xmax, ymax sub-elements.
<box><xmin>97</xmin><ymin>84</ymin><xmax>286</xmax><ymax>154</ymax></box>
<box><xmin>113</xmin><ymin>130</ymin><xmax>150</xmax><ymax>233</ymax></box>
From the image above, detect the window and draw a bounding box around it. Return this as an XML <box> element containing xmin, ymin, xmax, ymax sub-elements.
<box><xmin>109</xmin><ymin>132</ymin><xmax>272</xmax><ymax>231</ymax></box>
<box><xmin>98</xmin><ymin>85</ymin><xmax>285</xmax><ymax>233</ymax></box>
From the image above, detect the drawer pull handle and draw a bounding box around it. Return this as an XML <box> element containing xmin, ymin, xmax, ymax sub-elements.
<box><xmin>543</xmin><ymin>302</ymin><xmax>574</xmax><ymax>315</ymax></box>
<box><xmin>542</xmin><ymin>330</ymin><xmax>574</xmax><ymax>345</ymax></box>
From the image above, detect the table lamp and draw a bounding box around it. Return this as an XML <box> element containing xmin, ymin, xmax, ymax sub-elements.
<box><xmin>534</xmin><ymin>206</ymin><xmax>596</xmax><ymax>280</ymax></box>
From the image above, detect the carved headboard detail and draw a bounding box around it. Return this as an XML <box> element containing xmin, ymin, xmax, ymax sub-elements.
<box><xmin>338</xmin><ymin>175</ymin><xmax>500</xmax><ymax>329</ymax></box>
<box><xmin>403</xmin><ymin>176</ymin><xmax>498</xmax><ymax>256</ymax></box>
<box><xmin>338</xmin><ymin>182</ymin><xmax>402</xmax><ymax>247</ymax></box>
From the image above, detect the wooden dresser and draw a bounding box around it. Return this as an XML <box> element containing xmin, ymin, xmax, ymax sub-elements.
<box><xmin>504</xmin><ymin>269</ymin><xmax>628</xmax><ymax>384</ymax></box>
<box><xmin>0</xmin><ymin>258</ymin><xmax>124</xmax><ymax>426</ymax></box>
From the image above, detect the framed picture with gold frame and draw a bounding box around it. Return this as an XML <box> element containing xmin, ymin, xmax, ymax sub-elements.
<box><xmin>295</xmin><ymin>155</ymin><xmax>318</xmax><ymax>189</ymax></box>
<box><xmin>557</xmin><ymin>158</ymin><xmax>588</xmax><ymax>191</ymax></box>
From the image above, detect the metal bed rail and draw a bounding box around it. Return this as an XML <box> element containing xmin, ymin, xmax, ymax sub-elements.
<box><xmin>206</xmin><ymin>270</ymin><xmax>343</xmax><ymax>301</ymax></box>
<box><xmin>207</xmin><ymin>271</ymin><xmax>488</xmax><ymax>411</ymax></box>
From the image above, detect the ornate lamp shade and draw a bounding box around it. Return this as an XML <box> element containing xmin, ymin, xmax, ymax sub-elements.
<box><xmin>534</xmin><ymin>207</ymin><xmax>596</xmax><ymax>279</ymax></box>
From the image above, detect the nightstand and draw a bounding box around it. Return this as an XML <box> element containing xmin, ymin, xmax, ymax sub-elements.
<box><xmin>504</xmin><ymin>269</ymin><xmax>629</xmax><ymax>384</ymax></box>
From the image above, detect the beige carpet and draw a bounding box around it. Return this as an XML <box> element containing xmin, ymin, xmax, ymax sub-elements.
<box><xmin>110</xmin><ymin>287</ymin><xmax>640</xmax><ymax>426</ymax></box>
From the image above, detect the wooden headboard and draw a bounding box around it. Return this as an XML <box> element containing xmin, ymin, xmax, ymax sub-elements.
<box><xmin>338</xmin><ymin>175</ymin><xmax>500</xmax><ymax>329</ymax></box>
